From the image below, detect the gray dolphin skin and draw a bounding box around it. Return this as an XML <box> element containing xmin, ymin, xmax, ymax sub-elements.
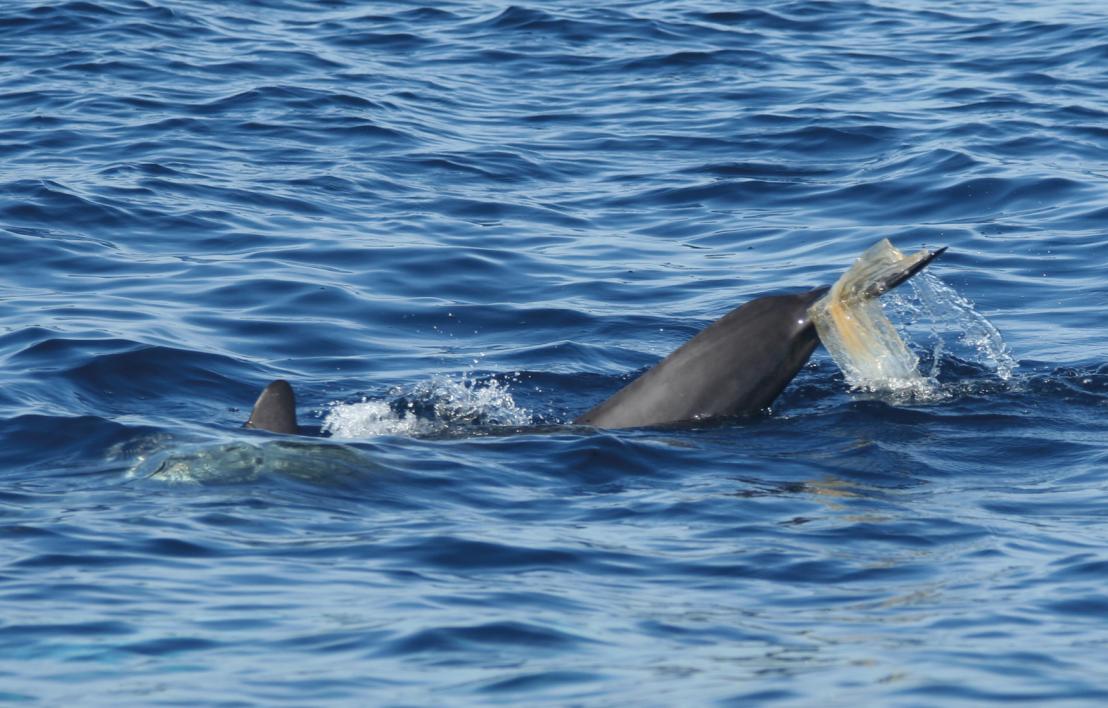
<box><xmin>244</xmin><ymin>379</ymin><xmax>299</xmax><ymax>435</ymax></box>
<box><xmin>242</xmin><ymin>246</ymin><xmax>945</xmax><ymax>433</ymax></box>
<box><xmin>573</xmin><ymin>287</ymin><xmax>830</xmax><ymax>428</ymax></box>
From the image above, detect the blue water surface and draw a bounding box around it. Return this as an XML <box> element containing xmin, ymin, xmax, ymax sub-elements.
<box><xmin>2</xmin><ymin>0</ymin><xmax>1108</xmax><ymax>704</ymax></box>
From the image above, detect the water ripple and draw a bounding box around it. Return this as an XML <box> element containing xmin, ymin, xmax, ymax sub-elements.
<box><xmin>1</xmin><ymin>0</ymin><xmax>1107</xmax><ymax>704</ymax></box>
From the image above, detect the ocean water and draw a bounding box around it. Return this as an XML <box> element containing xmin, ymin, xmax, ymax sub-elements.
<box><xmin>2</xmin><ymin>0</ymin><xmax>1108</xmax><ymax>704</ymax></box>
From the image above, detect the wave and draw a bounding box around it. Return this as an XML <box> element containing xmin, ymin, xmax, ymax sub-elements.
<box><xmin>3</xmin><ymin>0</ymin><xmax>1108</xmax><ymax>703</ymax></box>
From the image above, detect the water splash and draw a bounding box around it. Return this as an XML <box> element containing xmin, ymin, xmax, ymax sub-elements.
<box><xmin>896</xmin><ymin>273</ymin><xmax>1018</xmax><ymax>381</ymax></box>
<box><xmin>321</xmin><ymin>374</ymin><xmax>532</xmax><ymax>439</ymax></box>
<box><xmin>811</xmin><ymin>240</ymin><xmax>1016</xmax><ymax>400</ymax></box>
<box><xmin>809</xmin><ymin>239</ymin><xmax>936</xmax><ymax>395</ymax></box>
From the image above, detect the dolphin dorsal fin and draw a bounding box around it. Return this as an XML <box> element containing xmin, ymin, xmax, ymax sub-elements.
<box><xmin>244</xmin><ymin>379</ymin><xmax>298</xmax><ymax>434</ymax></box>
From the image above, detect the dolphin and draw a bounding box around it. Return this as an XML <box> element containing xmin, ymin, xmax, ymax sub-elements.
<box><xmin>243</xmin><ymin>244</ymin><xmax>945</xmax><ymax>433</ymax></box>
<box><xmin>576</xmin><ymin>244</ymin><xmax>945</xmax><ymax>428</ymax></box>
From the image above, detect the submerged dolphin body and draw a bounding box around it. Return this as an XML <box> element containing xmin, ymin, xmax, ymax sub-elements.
<box><xmin>243</xmin><ymin>244</ymin><xmax>945</xmax><ymax>433</ymax></box>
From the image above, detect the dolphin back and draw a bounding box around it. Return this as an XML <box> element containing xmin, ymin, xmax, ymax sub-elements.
<box><xmin>575</xmin><ymin>288</ymin><xmax>829</xmax><ymax>429</ymax></box>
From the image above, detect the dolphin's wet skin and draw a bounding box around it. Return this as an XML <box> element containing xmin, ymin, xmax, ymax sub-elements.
<box><xmin>246</xmin><ymin>240</ymin><xmax>946</xmax><ymax>435</ymax></box>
